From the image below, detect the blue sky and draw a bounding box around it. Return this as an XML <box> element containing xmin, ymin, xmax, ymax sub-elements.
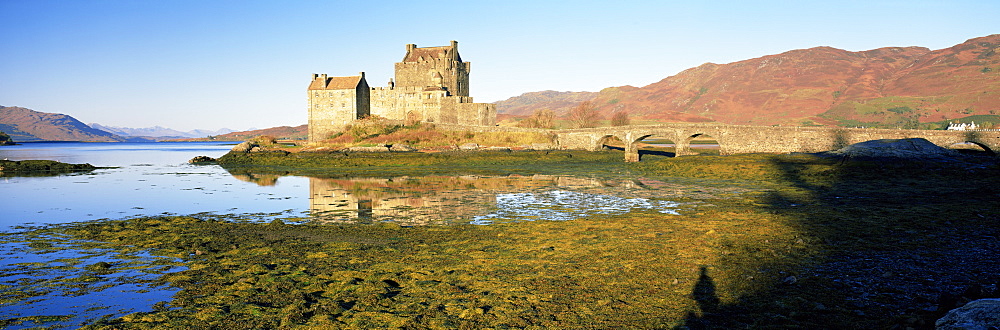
<box><xmin>1</xmin><ymin>0</ymin><xmax>997</xmax><ymax>131</ymax></box>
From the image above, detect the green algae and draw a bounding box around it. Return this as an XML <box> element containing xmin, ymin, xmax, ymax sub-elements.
<box><xmin>218</xmin><ymin>149</ymin><xmax>638</xmax><ymax>179</ymax></box>
<box><xmin>5</xmin><ymin>207</ymin><xmax>806</xmax><ymax>329</ymax></box>
<box><xmin>3</xmin><ymin>150</ymin><xmax>998</xmax><ymax>328</ymax></box>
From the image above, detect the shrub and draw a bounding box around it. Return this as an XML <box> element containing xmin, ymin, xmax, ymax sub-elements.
<box><xmin>568</xmin><ymin>101</ymin><xmax>600</xmax><ymax>128</ymax></box>
<box><xmin>250</xmin><ymin>135</ymin><xmax>277</xmax><ymax>145</ymax></box>
<box><xmin>347</xmin><ymin>116</ymin><xmax>401</xmax><ymax>141</ymax></box>
<box><xmin>517</xmin><ymin>109</ymin><xmax>555</xmax><ymax>129</ymax></box>
<box><xmin>886</xmin><ymin>106</ymin><xmax>913</xmax><ymax>114</ymax></box>
<box><xmin>611</xmin><ymin>111</ymin><xmax>631</xmax><ymax>126</ymax></box>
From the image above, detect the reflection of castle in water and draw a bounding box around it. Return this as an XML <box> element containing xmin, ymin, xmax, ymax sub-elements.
<box><xmin>308</xmin><ymin>175</ymin><xmax>606</xmax><ymax>225</ymax></box>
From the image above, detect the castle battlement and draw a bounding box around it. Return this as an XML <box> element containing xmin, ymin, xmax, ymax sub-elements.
<box><xmin>308</xmin><ymin>41</ymin><xmax>495</xmax><ymax>142</ymax></box>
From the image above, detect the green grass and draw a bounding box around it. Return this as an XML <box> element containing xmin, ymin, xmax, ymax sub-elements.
<box><xmin>219</xmin><ymin>149</ymin><xmax>631</xmax><ymax>178</ymax></box>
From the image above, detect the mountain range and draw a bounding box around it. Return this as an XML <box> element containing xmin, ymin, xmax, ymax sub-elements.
<box><xmin>0</xmin><ymin>106</ymin><xmax>240</xmax><ymax>142</ymax></box>
<box><xmin>496</xmin><ymin>34</ymin><xmax>1000</xmax><ymax>128</ymax></box>
<box><xmin>166</xmin><ymin>125</ymin><xmax>307</xmax><ymax>141</ymax></box>
<box><xmin>88</xmin><ymin>123</ymin><xmax>236</xmax><ymax>139</ymax></box>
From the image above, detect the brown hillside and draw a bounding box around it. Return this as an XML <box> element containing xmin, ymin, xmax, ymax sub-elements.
<box><xmin>494</xmin><ymin>90</ymin><xmax>599</xmax><ymax>116</ymax></box>
<box><xmin>0</xmin><ymin>106</ymin><xmax>123</xmax><ymax>142</ymax></box>
<box><xmin>498</xmin><ymin>35</ymin><xmax>1000</xmax><ymax>128</ymax></box>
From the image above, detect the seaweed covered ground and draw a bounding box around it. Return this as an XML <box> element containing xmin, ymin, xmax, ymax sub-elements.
<box><xmin>2</xmin><ymin>149</ymin><xmax>999</xmax><ymax>329</ymax></box>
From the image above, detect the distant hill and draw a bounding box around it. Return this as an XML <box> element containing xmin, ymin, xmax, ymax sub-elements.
<box><xmin>493</xmin><ymin>91</ymin><xmax>599</xmax><ymax>117</ymax></box>
<box><xmin>0</xmin><ymin>106</ymin><xmax>125</xmax><ymax>142</ymax></box>
<box><xmin>496</xmin><ymin>34</ymin><xmax>1000</xmax><ymax>128</ymax></box>
<box><xmin>168</xmin><ymin>125</ymin><xmax>307</xmax><ymax>141</ymax></box>
<box><xmin>89</xmin><ymin>123</ymin><xmax>236</xmax><ymax>140</ymax></box>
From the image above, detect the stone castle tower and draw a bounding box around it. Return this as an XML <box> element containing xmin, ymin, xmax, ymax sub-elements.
<box><xmin>308</xmin><ymin>41</ymin><xmax>496</xmax><ymax>143</ymax></box>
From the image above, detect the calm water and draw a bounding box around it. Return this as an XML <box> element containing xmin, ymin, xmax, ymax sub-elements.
<box><xmin>2</xmin><ymin>142</ymin><xmax>715</xmax><ymax>328</ymax></box>
<box><xmin>0</xmin><ymin>142</ymin><xmax>699</xmax><ymax>228</ymax></box>
<box><xmin>1</xmin><ymin>142</ymin><xmax>309</xmax><ymax>227</ymax></box>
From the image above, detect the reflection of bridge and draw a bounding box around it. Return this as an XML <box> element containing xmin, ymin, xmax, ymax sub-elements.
<box><xmin>555</xmin><ymin>124</ymin><xmax>999</xmax><ymax>161</ymax></box>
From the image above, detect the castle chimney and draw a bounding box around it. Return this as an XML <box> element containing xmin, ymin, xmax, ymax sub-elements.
<box><xmin>406</xmin><ymin>44</ymin><xmax>416</xmax><ymax>53</ymax></box>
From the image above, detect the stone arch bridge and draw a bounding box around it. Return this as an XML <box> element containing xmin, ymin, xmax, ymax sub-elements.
<box><xmin>552</xmin><ymin>124</ymin><xmax>1000</xmax><ymax>162</ymax></box>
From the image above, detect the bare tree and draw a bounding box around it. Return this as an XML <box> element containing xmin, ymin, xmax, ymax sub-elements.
<box><xmin>611</xmin><ymin>110</ymin><xmax>631</xmax><ymax>126</ymax></box>
<box><xmin>519</xmin><ymin>109</ymin><xmax>555</xmax><ymax>128</ymax></box>
<box><xmin>568</xmin><ymin>101</ymin><xmax>600</xmax><ymax>128</ymax></box>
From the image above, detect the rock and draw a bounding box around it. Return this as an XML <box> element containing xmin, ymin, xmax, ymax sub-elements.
<box><xmin>458</xmin><ymin>143</ymin><xmax>480</xmax><ymax>150</ymax></box>
<box><xmin>231</xmin><ymin>136</ymin><xmax>282</xmax><ymax>154</ymax></box>
<box><xmin>346</xmin><ymin>146</ymin><xmax>390</xmax><ymax>152</ymax></box>
<box><xmin>231</xmin><ymin>141</ymin><xmax>255</xmax><ymax>153</ymax></box>
<box><xmin>936</xmin><ymin>298</ymin><xmax>1000</xmax><ymax>329</ymax></box>
<box><xmin>527</xmin><ymin>143</ymin><xmax>557</xmax><ymax>151</ymax></box>
<box><xmin>389</xmin><ymin>144</ymin><xmax>417</xmax><ymax>152</ymax></box>
<box><xmin>188</xmin><ymin>156</ymin><xmax>217</xmax><ymax>164</ymax></box>
<box><xmin>249</xmin><ymin>135</ymin><xmax>277</xmax><ymax>145</ymax></box>
<box><xmin>485</xmin><ymin>146</ymin><xmax>512</xmax><ymax>152</ymax></box>
<box><xmin>824</xmin><ymin>138</ymin><xmax>959</xmax><ymax>159</ymax></box>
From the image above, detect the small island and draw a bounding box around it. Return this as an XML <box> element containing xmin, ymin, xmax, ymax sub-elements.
<box><xmin>0</xmin><ymin>131</ymin><xmax>15</xmax><ymax>145</ymax></box>
<box><xmin>0</xmin><ymin>159</ymin><xmax>98</xmax><ymax>176</ymax></box>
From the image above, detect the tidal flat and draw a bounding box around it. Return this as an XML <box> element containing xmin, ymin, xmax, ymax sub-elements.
<box><xmin>3</xmin><ymin>148</ymin><xmax>999</xmax><ymax>329</ymax></box>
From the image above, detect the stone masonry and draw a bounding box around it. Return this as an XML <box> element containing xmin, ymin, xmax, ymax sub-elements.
<box><xmin>308</xmin><ymin>41</ymin><xmax>496</xmax><ymax>143</ymax></box>
<box><xmin>552</xmin><ymin>124</ymin><xmax>1000</xmax><ymax>162</ymax></box>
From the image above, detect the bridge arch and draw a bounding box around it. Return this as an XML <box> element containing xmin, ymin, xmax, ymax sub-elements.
<box><xmin>950</xmin><ymin>141</ymin><xmax>996</xmax><ymax>156</ymax></box>
<box><xmin>596</xmin><ymin>134</ymin><xmax>627</xmax><ymax>151</ymax></box>
<box><xmin>624</xmin><ymin>134</ymin><xmax>657</xmax><ymax>162</ymax></box>
<box><xmin>677</xmin><ymin>132</ymin><xmax>708</xmax><ymax>156</ymax></box>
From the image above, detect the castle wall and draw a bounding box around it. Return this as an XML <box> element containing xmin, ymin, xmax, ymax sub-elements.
<box><xmin>457</xmin><ymin>99</ymin><xmax>497</xmax><ymax>126</ymax></box>
<box><xmin>394</xmin><ymin>61</ymin><xmax>470</xmax><ymax>97</ymax></box>
<box><xmin>394</xmin><ymin>41</ymin><xmax>470</xmax><ymax>97</ymax></box>
<box><xmin>370</xmin><ymin>87</ymin><xmax>451</xmax><ymax>124</ymax></box>
<box><xmin>368</xmin><ymin>88</ymin><xmax>493</xmax><ymax>126</ymax></box>
<box><xmin>307</xmin><ymin>78</ymin><xmax>369</xmax><ymax>143</ymax></box>
<box><xmin>308</xmin><ymin>89</ymin><xmax>356</xmax><ymax>142</ymax></box>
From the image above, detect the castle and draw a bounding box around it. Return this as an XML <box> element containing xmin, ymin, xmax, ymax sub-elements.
<box><xmin>308</xmin><ymin>41</ymin><xmax>496</xmax><ymax>142</ymax></box>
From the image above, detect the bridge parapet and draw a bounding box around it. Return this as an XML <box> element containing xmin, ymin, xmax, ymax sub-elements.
<box><xmin>428</xmin><ymin>123</ymin><xmax>999</xmax><ymax>162</ymax></box>
<box><xmin>548</xmin><ymin>124</ymin><xmax>1000</xmax><ymax>162</ymax></box>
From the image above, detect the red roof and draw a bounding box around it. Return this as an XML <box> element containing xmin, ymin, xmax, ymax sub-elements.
<box><xmin>308</xmin><ymin>75</ymin><xmax>363</xmax><ymax>90</ymax></box>
<box><xmin>403</xmin><ymin>43</ymin><xmax>461</xmax><ymax>63</ymax></box>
